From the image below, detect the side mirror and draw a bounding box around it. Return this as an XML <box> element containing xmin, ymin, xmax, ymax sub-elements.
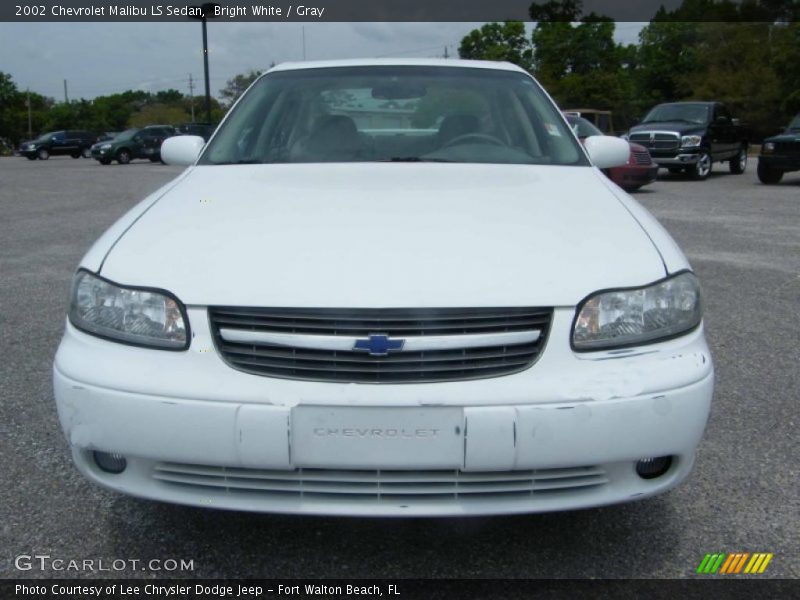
<box><xmin>584</xmin><ymin>135</ymin><xmax>629</xmax><ymax>169</ymax></box>
<box><xmin>161</xmin><ymin>135</ymin><xmax>205</xmax><ymax>166</ymax></box>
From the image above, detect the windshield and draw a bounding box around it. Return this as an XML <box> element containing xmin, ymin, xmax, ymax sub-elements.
<box><xmin>788</xmin><ymin>115</ymin><xmax>800</xmax><ymax>131</ymax></box>
<box><xmin>566</xmin><ymin>116</ymin><xmax>603</xmax><ymax>138</ymax></box>
<box><xmin>114</xmin><ymin>128</ymin><xmax>140</xmax><ymax>141</ymax></box>
<box><xmin>642</xmin><ymin>103</ymin><xmax>710</xmax><ymax>125</ymax></box>
<box><xmin>35</xmin><ymin>131</ymin><xmax>56</xmax><ymax>142</ymax></box>
<box><xmin>200</xmin><ymin>66</ymin><xmax>586</xmax><ymax>166</ymax></box>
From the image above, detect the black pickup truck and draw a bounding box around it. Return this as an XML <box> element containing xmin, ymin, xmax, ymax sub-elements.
<box><xmin>626</xmin><ymin>102</ymin><xmax>748</xmax><ymax>180</ymax></box>
<box><xmin>757</xmin><ymin>113</ymin><xmax>800</xmax><ymax>184</ymax></box>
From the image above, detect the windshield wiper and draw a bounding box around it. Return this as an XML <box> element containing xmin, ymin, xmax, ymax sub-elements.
<box><xmin>379</xmin><ymin>157</ymin><xmax>454</xmax><ymax>163</ymax></box>
<box><xmin>208</xmin><ymin>159</ymin><xmax>263</xmax><ymax>165</ymax></box>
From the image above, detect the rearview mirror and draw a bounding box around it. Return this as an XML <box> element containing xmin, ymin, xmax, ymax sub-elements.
<box><xmin>161</xmin><ymin>135</ymin><xmax>205</xmax><ymax>166</ymax></box>
<box><xmin>583</xmin><ymin>135</ymin><xmax>629</xmax><ymax>169</ymax></box>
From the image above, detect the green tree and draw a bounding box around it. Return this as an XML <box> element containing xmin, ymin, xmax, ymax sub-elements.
<box><xmin>219</xmin><ymin>70</ymin><xmax>262</xmax><ymax>107</ymax></box>
<box><xmin>458</xmin><ymin>21</ymin><xmax>533</xmax><ymax>71</ymax></box>
<box><xmin>128</xmin><ymin>104</ymin><xmax>191</xmax><ymax>127</ymax></box>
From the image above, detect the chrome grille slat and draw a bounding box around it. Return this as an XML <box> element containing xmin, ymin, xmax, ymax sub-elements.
<box><xmin>153</xmin><ymin>463</ymin><xmax>609</xmax><ymax>499</ymax></box>
<box><xmin>209</xmin><ymin>306</ymin><xmax>552</xmax><ymax>383</ymax></box>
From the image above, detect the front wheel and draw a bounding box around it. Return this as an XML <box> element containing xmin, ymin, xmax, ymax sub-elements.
<box><xmin>689</xmin><ymin>150</ymin><xmax>712</xmax><ymax>180</ymax></box>
<box><xmin>757</xmin><ymin>162</ymin><xmax>783</xmax><ymax>184</ymax></box>
<box><xmin>116</xmin><ymin>149</ymin><xmax>131</xmax><ymax>165</ymax></box>
<box><xmin>37</xmin><ymin>148</ymin><xmax>49</xmax><ymax>160</ymax></box>
<box><xmin>729</xmin><ymin>147</ymin><xmax>747</xmax><ymax>174</ymax></box>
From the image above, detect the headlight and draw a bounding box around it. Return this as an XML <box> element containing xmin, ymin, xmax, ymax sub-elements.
<box><xmin>572</xmin><ymin>271</ymin><xmax>702</xmax><ymax>351</ymax></box>
<box><xmin>762</xmin><ymin>142</ymin><xmax>775</xmax><ymax>154</ymax></box>
<box><xmin>681</xmin><ymin>135</ymin><xmax>702</xmax><ymax>147</ymax></box>
<box><xmin>100</xmin><ymin>143</ymin><xmax>112</xmax><ymax>150</ymax></box>
<box><xmin>68</xmin><ymin>270</ymin><xmax>189</xmax><ymax>350</ymax></box>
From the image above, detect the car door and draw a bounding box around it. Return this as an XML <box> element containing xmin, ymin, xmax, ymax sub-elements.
<box><xmin>710</xmin><ymin>104</ymin><xmax>735</xmax><ymax>159</ymax></box>
<box><xmin>49</xmin><ymin>131</ymin><xmax>69</xmax><ymax>155</ymax></box>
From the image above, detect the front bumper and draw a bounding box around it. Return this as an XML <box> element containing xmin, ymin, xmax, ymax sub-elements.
<box><xmin>607</xmin><ymin>164</ymin><xmax>659</xmax><ymax>189</ymax></box>
<box><xmin>758</xmin><ymin>155</ymin><xmax>800</xmax><ymax>172</ymax></box>
<box><xmin>54</xmin><ymin>308</ymin><xmax>714</xmax><ymax>516</ymax></box>
<box><xmin>651</xmin><ymin>151</ymin><xmax>701</xmax><ymax>166</ymax></box>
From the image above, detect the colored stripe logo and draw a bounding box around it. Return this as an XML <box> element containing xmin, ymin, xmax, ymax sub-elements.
<box><xmin>697</xmin><ymin>553</ymin><xmax>773</xmax><ymax>574</ymax></box>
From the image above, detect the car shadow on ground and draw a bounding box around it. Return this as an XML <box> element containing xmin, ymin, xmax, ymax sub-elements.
<box><xmin>106</xmin><ymin>493</ymin><xmax>682</xmax><ymax>578</ymax></box>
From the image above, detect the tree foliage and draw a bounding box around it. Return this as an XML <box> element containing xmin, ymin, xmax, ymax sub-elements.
<box><xmin>219</xmin><ymin>69</ymin><xmax>263</xmax><ymax>107</ymax></box>
<box><xmin>459</xmin><ymin>21</ymin><xmax>533</xmax><ymax>72</ymax></box>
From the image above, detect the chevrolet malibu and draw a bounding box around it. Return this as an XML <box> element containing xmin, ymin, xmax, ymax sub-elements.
<box><xmin>53</xmin><ymin>59</ymin><xmax>713</xmax><ymax>516</ymax></box>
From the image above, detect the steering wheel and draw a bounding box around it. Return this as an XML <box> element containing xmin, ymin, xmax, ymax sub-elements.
<box><xmin>442</xmin><ymin>133</ymin><xmax>507</xmax><ymax>149</ymax></box>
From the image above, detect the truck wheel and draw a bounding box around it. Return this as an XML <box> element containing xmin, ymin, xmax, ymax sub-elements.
<box><xmin>689</xmin><ymin>151</ymin><xmax>712</xmax><ymax>180</ymax></box>
<box><xmin>37</xmin><ymin>148</ymin><xmax>49</xmax><ymax>160</ymax></box>
<box><xmin>757</xmin><ymin>163</ymin><xmax>783</xmax><ymax>184</ymax></box>
<box><xmin>729</xmin><ymin>147</ymin><xmax>747</xmax><ymax>174</ymax></box>
<box><xmin>117</xmin><ymin>149</ymin><xmax>131</xmax><ymax>165</ymax></box>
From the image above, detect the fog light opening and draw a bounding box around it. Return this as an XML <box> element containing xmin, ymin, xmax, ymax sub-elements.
<box><xmin>93</xmin><ymin>451</ymin><xmax>127</xmax><ymax>474</ymax></box>
<box><xmin>635</xmin><ymin>455</ymin><xmax>672</xmax><ymax>479</ymax></box>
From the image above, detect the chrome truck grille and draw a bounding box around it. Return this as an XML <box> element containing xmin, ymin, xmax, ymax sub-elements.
<box><xmin>208</xmin><ymin>307</ymin><xmax>552</xmax><ymax>383</ymax></box>
<box><xmin>629</xmin><ymin>131</ymin><xmax>680</xmax><ymax>152</ymax></box>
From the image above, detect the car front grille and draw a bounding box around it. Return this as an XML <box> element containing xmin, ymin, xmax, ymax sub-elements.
<box><xmin>208</xmin><ymin>306</ymin><xmax>552</xmax><ymax>383</ymax></box>
<box><xmin>774</xmin><ymin>141</ymin><xmax>800</xmax><ymax>156</ymax></box>
<box><xmin>629</xmin><ymin>132</ymin><xmax>680</xmax><ymax>152</ymax></box>
<box><xmin>631</xmin><ymin>150</ymin><xmax>653</xmax><ymax>165</ymax></box>
<box><xmin>153</xmin><ymin>463</ymin><xmax>609</xmax><ymax>501</ymax></box>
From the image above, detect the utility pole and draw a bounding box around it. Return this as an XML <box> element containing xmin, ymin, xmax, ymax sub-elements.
<box><xmin>188</xmin><ymin>73</ymin><xmax>196</xmax><ymax>122</ymax></box>
<box><xmin>26</xmin><ymin>89</ymin><xmax>32</xmax><ymax>138</ymax></box>
<box><xmin>444</xmin><ymin>46</ymin><xmax>449</xmax><ymax>59</ymax></box>
<box><xmin>63</xmin><ymin>79</ymin><xmax>69</xmax><ymax>103</ymax></box>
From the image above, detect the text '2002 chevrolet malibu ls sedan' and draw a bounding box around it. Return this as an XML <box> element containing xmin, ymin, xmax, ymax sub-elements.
<box><xmin>53</xmin><ymin>59</ymin><xmax>713</xmax><ymax>516</ymax></box>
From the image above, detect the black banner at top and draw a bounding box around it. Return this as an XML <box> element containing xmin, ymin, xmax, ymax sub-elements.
<box><xmin>2</xmin><ymin>0</ymin><xmax>799</xmax><ymax>22</ymax></box>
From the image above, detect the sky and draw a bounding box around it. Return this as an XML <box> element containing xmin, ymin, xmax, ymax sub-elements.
<box><xmin>0</xmin><ymin>22</ymin><xmax>645</xmax><ymax>101</ymax></box>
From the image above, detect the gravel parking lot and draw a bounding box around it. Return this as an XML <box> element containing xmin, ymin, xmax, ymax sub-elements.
<box><xmin>1</xmin><ymin>156</ymin><xmax>798</xmax><ymax>579</ymax></box>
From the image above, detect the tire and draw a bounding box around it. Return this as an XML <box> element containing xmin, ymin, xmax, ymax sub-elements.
<box><xmin>729</xmin><ymin>146</ymin><xmax>747</xmax><ymax>174</ymax></box>
<box><xmin>668</xmin><ymin>167</ymin><xmax>683</xmax><ymax>174</ymax></box>
<box><xmin>71</xmin><ymin>152</ymin><xmax>80</xmax><ymax>159</ymax></box>
<box><xmin>116</xmin><ymin>149</ymin><xmax>131</xmax><ymax>165</ymax></box>
<box><xmin>757</xmin><ymin>162</ymin><xmax>783</xmax><ymax>184</ymax></box>
<box><xmin>82</xmin><ymin>147</ymin><xmax>92</xmax><ymax>158</ymax></box>
<box><xmin>37</xmin><ymin>148</ymin><xmax>49</xmax><ymax>160</ymax></box>
<box><xmin>689</xmin><ymin>150</ymin><xmax>712</xmax><ymax>180</ymax></box>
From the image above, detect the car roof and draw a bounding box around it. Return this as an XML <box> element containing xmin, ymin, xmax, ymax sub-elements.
<box><xmin>267</xmin><ymin>58</ymin><xmax>528</xmax><ymax>74</ymax></box>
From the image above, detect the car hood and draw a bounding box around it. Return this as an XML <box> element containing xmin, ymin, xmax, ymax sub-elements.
<box><xmin>763</xmin><ymin>131</ymin><xmax>800</xmax><ymax>143</ymax></box>
<box><xmin>99</xmin><ymin>164</ymin><xmax>667</xmax><ymax>307</ymax></box>
<box><xmin>629</xmin><ymin>122</ymin><xmax>705</xmax><ymax>136</ymax></box>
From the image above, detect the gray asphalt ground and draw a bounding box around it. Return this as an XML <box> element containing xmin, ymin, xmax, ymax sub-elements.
<box><xmin>1</xmin><ymin>156</ymin><xmax>798</xmax><ymax>580</ymax></box>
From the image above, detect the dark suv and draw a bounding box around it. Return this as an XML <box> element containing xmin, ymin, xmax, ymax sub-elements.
<box><xmin>91</xmin><ymin>125</ymin><xmax>177</xmax><ymax>165</ymax></box>
<box><xmin>626</xmin><ymin>102</ymin><xmax>748</xmax><ymax>180</ymax></box>
<box><xmin>757</xmin><ymin>114</ymin><xmax>800</xmax><ymax>184</ymax></box>
<box><xmin>19</xmin><ymin>130</ymin><xmax>96</xmax><ymax>160</ymax></box>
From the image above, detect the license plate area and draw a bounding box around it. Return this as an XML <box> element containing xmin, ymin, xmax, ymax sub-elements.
<box><xmin>291</xmin><ymin>406</ymin><xmax>464</xmax><ymax>469</ymax></box>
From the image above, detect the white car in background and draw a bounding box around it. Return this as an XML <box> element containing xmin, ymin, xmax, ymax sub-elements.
<box><xmin>53</xmin><ymin>59</ymin><xmax>713</xmax><ymax>516</ymax></box>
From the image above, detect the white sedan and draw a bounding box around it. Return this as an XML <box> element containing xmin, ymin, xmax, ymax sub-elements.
<box><xmin>53</xmin><ymin>59</ymin><xmax>713</xmax><ymax>516</ymax></box>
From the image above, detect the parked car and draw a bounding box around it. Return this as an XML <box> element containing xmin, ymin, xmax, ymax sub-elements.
<box><xmin>566</xmin><ymin>114</ymin><xmax>658</xmax><ymax>192</ymax></box>
<box><xmin>175</xmin><ymin>122</ymin><xmax>216</xmax><ymax>141</ymax></box>
<box><xmin>54</xmin><ymin>59</ymin><xmax>712</xmax><ymax>517</ymax></box>
<box><xmin>625</xmin><ymin>102</ymin><xmax>748</xmax><ymax>180</ymax></box>
<box><xmin>564</xmin><ymin>108</ymin><xmax>616</xmax><ymax>135</ymax></box>
<box><xmin>757</xmin><ymin>113</ymin><xmax>800</xmax><ymax>184</ymax></box>
<box><xmin>91</xmin><ymin>125</ymin><xmax>177</xmax><ymax>165</ymax></box>
<box><xmin>18</xmin><ymin>130</ymin><xmax>96</xmax><ymax>160</ymax></box>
